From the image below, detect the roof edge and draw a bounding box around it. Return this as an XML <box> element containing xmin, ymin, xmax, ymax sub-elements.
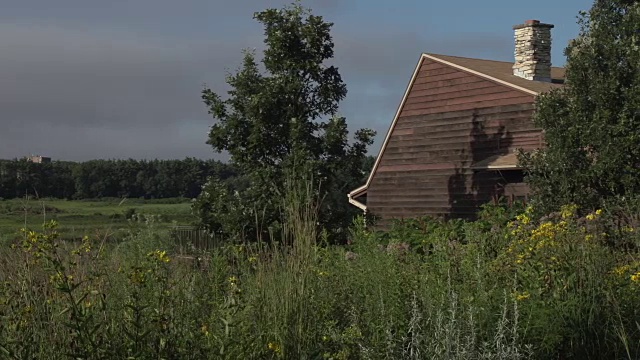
<box><xmin>348</xmin><ymin>184</ymin><xmax>367</xmax><ymax>197</ymax></box>
<box><xmin>348</xmin><ymin>193</ymin><xmax>367</xmax><ymax>212</ymax></box>
<box><xmin>425</xmin><ymin>54</ymin><xmax>540</xmax><ymax>96</ymax></box>
<box><xmin>347</xmin><ymin>54</ymin><xmax>428</xmax><ymax>203</ymax></box>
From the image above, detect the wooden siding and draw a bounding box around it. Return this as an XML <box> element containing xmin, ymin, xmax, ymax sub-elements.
<box><xmin>368</xmin><ymin>58</ymin><xmax>538</xmax><ymax>228</ymax></box>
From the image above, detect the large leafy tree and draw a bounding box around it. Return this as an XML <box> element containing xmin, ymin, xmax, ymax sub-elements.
<box><xmin>194</xmin><ymin>2</ymin><xmax>375</xmax><ymax>242</ymax></box>
<box><xmin>522</xmin><ymin>0</ymin><xmax>640</xmax><ymax>213</ymax></box>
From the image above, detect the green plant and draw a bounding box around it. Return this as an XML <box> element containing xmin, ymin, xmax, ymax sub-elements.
<box><xmin>195</xmin><ymin>1</ymin><xmax>375</xmax><ymax>244</ymax></box>
<box><xmin>522</xmin><ymin>0</ymin><xmax>640</xmax><ymax>214</ymax></box>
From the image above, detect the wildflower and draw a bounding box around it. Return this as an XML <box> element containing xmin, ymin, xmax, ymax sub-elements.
<box><xmin>586</xmin><ymin>209</ymin><xmax>603</xmax><ymax>221</ymax></box>
<box><xmin>515</xmin><ymin>291</ymin><xmax>530</xmax><ymax>301</ymax></box>
<box><xmin>516</xmin><ymin>213</ymin><xmax>531</xmax><ymax>225</ymax></box>
<box><xmin>268</xmin><ymin>342</ymin><xmax>282</xmax><ymax>354</ymax></box>
<box><xmin>322</xmin><ymin>335</ymin><xmax>330</xmax><ymax>342</ymax></box>
<box><xmin>154</xmin><ymin>250</ymin><xmax>171</xmax><ymax>263</ymax></box>
<box><xmin>201</xmin><ymin>324</ymin><xmax>210</xmax><ymax>337</ymax></box>
<box><xmin>631</xmin><ymin>272</ymin><xmax>640</xmax><ymax>284</ymax></box>
<box><xmin>81</xmin><ymin>236</ymin><xmax>91</xmax><ymax>253</ymax></box>
<box><xmin>49</xmin><ymin>272</ymin><xmax>63</xmax><ymax>284</ymax></box>
<box><xmin>248</xmin><ymin>256</ymin><xmax>257</xmax><ymax>263</ymax></box>
<box><xmin>614</xmin><ymin>264</ymin><xmax>632</xmax><ymax>276</ymax></box>
<box><xmin>560</xmin><ymin>204</ymin><xmax>578</xmax><ymax>219</ymax></box>
<box><xmin>148</xmin><ymin>250</ymin><xmax>170</xmax><ymax>263</ymax></box>
<box><xmin>585</xmin><ymin>234</ymin><xmax>594</xmax><ymax>241</ymax></box>
<box><xmin>317</xmin><ymin>270</ymin><xmax>329</xmax><ymax>276</ymax></box>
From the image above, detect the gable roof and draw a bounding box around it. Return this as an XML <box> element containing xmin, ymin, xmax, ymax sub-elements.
<box><xmin>348</xmin><ymin>53</ymin><xmax>566</xmax><ymax>210</ymax></box>
<box><xmin>430</xmin><ymin>53</ymin><xmax>565</xmax><ymax>94</ymax></box>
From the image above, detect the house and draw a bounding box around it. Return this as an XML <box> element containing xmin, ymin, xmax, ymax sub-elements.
<box><xmin>348</xmin><ymin>20</ymin><xmax>565</xmax><ymax>228</ymax></box>
<box><xmin>27</xmin><ymin>155</ymin><xmax>51</xmax><ymax>164</ymax></box>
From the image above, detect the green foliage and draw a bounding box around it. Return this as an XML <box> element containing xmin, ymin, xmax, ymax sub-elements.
<box><xmin>522</xmin><ymin>0</ymin><xmax>640</xmax><ymax>213</ymax></box>
<box><xmin>196</xmin><ymin>2</ymin><xmax>375</xmax><ymax>243</ymax></box>
<box><xmin>0</xmin><ymin>158</ymin><xmax>238</xmax><ymax>200</ymax></box>
<box><xmin>5</xmin><ymin>199</ymin><xmax>640</xmax><ymax>358</ymax></box>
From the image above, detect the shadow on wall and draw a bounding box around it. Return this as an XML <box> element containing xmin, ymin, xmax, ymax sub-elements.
<box><xmin>447</xmin><ymin>111</ymin><xmax>512</xmax><ymax>220</ymax></box>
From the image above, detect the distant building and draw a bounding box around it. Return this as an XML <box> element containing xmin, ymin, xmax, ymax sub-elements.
<box><xmin>27</xmin><ymin>155</ymin><xmax>51</xmax><ymax>164</ymax></box>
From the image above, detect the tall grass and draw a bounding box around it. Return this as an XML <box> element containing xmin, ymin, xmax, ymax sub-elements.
<box><xmin>2</xmin><ymin>186</ymin><xmax>640</xmax><ymax>358</ymax></box>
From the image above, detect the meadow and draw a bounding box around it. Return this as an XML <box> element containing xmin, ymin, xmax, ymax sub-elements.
<box><xmin>0</xmin><ymin>197</ymin><xmax>196</xmax><ymax>242</ymax></box>
<box><xmin>2</xmin><ymin>190</ymin><xmax>640</xmax><ymax>359</ymax></box>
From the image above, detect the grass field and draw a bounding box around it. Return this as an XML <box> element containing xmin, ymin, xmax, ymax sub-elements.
<box><xmin>0</xmin><ymin>197</ymin><xmax>196</xmax><ymax>240</ymax></box>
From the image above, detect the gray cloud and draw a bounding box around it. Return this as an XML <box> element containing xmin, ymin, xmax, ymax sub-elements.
<box><xmin>0</xmin><ymin>1</ymin><xmax>523</xmax><ymax>161</ymax></box>
<box><xmin>0</xmin><ymin>24</ymin><xmax>244</xmax><ymax>128</ymax></box>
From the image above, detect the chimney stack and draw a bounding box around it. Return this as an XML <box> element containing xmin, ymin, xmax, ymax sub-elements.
<box><xmin>512</xmin><ymin>20</ymin><xmax>554</xmax><ymax>82</ymax></box>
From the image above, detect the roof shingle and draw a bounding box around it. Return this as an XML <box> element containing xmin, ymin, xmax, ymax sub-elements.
<box><xmin>426</xmin><ymin>53</ymin><xmax>565</xmax><ymax>94</ymax></box>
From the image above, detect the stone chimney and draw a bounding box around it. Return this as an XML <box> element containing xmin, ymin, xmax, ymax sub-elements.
<box><xmin>513</xmin><ymin>20</ymin><xmax>554</xmax><ymax>82</ymax></box>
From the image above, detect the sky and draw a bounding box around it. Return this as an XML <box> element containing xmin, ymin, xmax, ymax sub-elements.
<box><xmin>0</xmin><ymin>0</ymin><xmax>592</xmax><ymax>162</ymax></box>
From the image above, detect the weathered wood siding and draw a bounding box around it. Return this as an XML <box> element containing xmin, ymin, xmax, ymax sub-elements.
<box><xmin>368</xmin><ymin>58</ymin><xmax>538</xmax><ymax>228</ymax></box>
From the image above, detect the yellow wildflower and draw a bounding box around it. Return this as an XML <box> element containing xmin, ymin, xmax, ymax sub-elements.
<box><xmin>516</xmin><ymin>213</ymin><xmax>531</xmax><ymax>225</ymax></box>
<box><xmin>148</xmin><ymin>250</ymin><xmax>170</xmax><ymax>263</ymax></box>
<box><xmin>515</xmin><ymin>291</ymin><xmax>530</xmax><ymax>301</ymax></box>
<box><xmin>201</xmin><ymin>324</ymin><xmax>210</xmax><ymax>337</ymax></box>
<box><xmin>586</xmin><ymin>209</ymin><xmax>603</xmax><ymax>221</ymax></box>
<box><xmin>268</xmin><ymin>342</ymin><xmax>282</xmax><ymax>354</ymax></box>
<box><xmin>631</xmin><ymin>272</ymin><xmax>640</xmax><ymax>283</ymax></box>
<box><xmin>560</xmin><ymin>204</ymin><xmax>578</xmax><ymax>219</ymax></box>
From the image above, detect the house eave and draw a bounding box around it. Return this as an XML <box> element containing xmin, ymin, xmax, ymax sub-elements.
<box><xmin>347</xmin><ymin>191</ymin><xmax>367</xmax><ymax>212</ymax></box>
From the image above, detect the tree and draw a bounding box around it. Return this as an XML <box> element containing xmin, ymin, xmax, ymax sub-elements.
<box><xmin>194</xmin><ymin>2</ymin><xmax>376</xmax><ymax>243</ymax></box>
<box><xmin>521</xmin><ymin>0</ymin><xmax>640</xmax><ymax>213</ymax></box>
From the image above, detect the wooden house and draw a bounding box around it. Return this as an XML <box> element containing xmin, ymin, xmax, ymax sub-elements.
<box><xmin>348</xmin><ymin>20</ymin><xmax>565</xmax><ymax>228</ymax></box>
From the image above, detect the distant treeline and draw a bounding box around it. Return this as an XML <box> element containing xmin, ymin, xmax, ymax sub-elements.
<box><xmin>0</xmin><ymin>158</ymin><xmax>238</xmax><ymax>200</ymax></box>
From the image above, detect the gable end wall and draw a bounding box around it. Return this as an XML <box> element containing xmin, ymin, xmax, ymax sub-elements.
<box><xmin>368</xmin><ymin>58</ymin><xmax>538</xmax><ymax>228</ymax></box>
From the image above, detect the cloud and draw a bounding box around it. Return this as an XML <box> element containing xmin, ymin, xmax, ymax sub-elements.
<box><xmin>0</xmin><ymin>1</ymin><xmax>516</xmax><ymax>161</ymax></box>
<box><xmin>0</xmin><ymin>24</ymin><xmax>245</xmax><ymax>129</ymax></box>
